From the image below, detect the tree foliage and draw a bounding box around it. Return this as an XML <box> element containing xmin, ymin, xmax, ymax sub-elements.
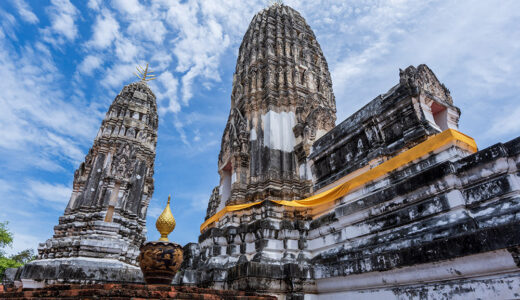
<box><xmin>0</xmin><ymin>221</ymin><xmax>37</xmax><ymax>279</ymax></box>
<box><xmin>0</xmin><ymin>222</ymin><xmax>13</xmax><ymax>251</ymax></box>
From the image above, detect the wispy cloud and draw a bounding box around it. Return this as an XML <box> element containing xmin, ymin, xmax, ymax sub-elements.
<box><xmin>41</xmin><ymin>0</ymin><xmax>79</xmax><ymax>45</ymax></box>
<box><xmin>25</xmin><ymin>180</ymin><xmax>72</xmax><ymax>207</ymax></box>
<box><xmin>0</xmin><ymin>36</ymin><xmax>99</xmax><ymax>171</ymax></box>
<box><xmin>486</xmin><ymin>106</ymin><xmax>520</xmax><ymax>139</ymax></box>
<box><xmin>0</xmin><ymin>9</ymin><xmax>18</xmax><ymax>41</ymax></box>
<box><xmin>10</xmin><ymin>0</ymin><xmax>39</xmax><ymax>24</ymax></box>
<box><xmin>87</xmin><ymin>9</ymin><xmax>120</xmax><ymax>49</ymax></box>
<box><xmin>154</xmin><ymin>71</ymin><xmax>180</xmax><ymax>114</ymax></box>
<box><xmin>5</xmin><ymin>232</ymin><xmax>42</xmax><ymax>256</ymax></box>
<box><xmin>78</xmin><ymin>55</ymin><xmax>103</xmax><ymax>76</ymax></box>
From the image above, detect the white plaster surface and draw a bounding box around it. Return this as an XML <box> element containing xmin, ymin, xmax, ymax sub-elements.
<box><xmin>315</xmin><ymin>250</ymin><xmax>518</xmax><ymax>293</ymax></box>
<box><xmin>314</xmin><ymin>272</ymin><xmax>520</xmax><ymax>300</ymax></box>
<box><xmin>218</xmin><ymin>170</ymin><xmax>231</xmax><ymax>212</ymax></box>
<box><xmin>433</xmin><ymin>108</ymin><xmax>449</xmax><ymax>131</ymax></box>
<box><xmin>261</xmin><ymin>111</ymin><xmax>296</xmax><ymax>152</ymax></box>
<box><xmin>299</xmin><ymin>163</ymin><xmax>306</xmax><ymax>179</ymax></box>
<box><xmin>421</xmin><ymin>102</ymin><xmax>439</xmax><ymax>130</ymax></box>
<box><xmin>297</xmin><ymin>163</ymin><xmax>314</xmax><ymax>180</ymax></box>
<box><xmin>250</xmin><ymin>128</ymin><xmax>257</xmax><ymax>141</ymax></box>
<box><xmin>447</xmin><ymin>108</ymin><xmax>460</xmax><ymax>130</ymax></box>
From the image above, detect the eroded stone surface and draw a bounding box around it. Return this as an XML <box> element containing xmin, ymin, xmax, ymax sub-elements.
<box><xmin>0</xmin><ymin>283</ymin><xmax>276</xmax><ymax>299</ymax></box>
<box><xmin>208</xmin><ymin>3</ymin><xmax>337</xmax><ymax>215</ymax></box>
<box><xmin>17</xmin><ymin>81</ymin><xmax>158</xmax><ymax>285</ymax></box>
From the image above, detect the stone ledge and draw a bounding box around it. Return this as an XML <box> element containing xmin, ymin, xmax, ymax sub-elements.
<box><xmin>0</xmin><ymin>283</ymin><xmax>276</xmax><ymax>299</ymax></box>
<box><xmin>18</xmin><ymin>257</ymin><xmax>144</xmax><ymax>287</ymax></box>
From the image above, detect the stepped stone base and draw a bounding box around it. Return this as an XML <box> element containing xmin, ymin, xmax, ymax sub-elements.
<box><xmin>0</xmin><ymin>283</ymin><xmax>276</xmax><ymax>299</ymax></box>
<box><xmin>16</xmin><ymin>257</ymin><xmax>144</xmax><ymax>288</ymax></box>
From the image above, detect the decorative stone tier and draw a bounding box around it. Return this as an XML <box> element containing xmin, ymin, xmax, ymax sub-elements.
<box><xmin>186</xmin><ymin>134</ymin><xmax>520</xmax><ymax>298</ymax></box>
<box><xmin>15</xmin><ymin>258</ymin><xmax>143</xmax><ymax>288</ymax></box>
<box><xmin>0</xmin><ymin>283</ymin><xmax>276</xmax><ymax>299</ymax></box>
<box><xmin>309</xmin><ymin>137</ymin><xmax>520</xmax><ymax>283</ymax></box>
<box><xmin>177</xmin><ymin>203</ymin><xmax>314</xmax><ymax>295</ymax></box>
<box><xmin>310</xmin><ymin>64</ymin><xmax>460</xmax><ymax>190</ymax></box>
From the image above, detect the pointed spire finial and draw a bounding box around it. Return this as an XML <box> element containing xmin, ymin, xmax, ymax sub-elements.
<box><xmin>156</xmin><ymin>194</ymin><xmax>176</xmax><ymax>242</ymax></box>
<box><xmin>134</xmin><ymin>63</ymin><xmax>157</xmax><ymax>82</ymax></box>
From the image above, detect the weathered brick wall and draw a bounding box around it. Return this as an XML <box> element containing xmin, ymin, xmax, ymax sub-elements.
<box><xmin>0</xmin><ymin>283</ymin><xmax>276</xmax><ymax>299</ymax></box>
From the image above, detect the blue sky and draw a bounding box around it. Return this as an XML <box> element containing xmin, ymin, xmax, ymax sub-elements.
<box><xmin>0</xmin><ymin>0</ymin><xmax>519</xmax><ymax>255</ymax></box>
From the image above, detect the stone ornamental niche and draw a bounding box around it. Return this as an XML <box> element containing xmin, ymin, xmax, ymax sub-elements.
<box><xmin>37</xmin><ymin>80</ymin><xmax>158</xmax><ymax>266</ymax></box>
<box><xmin>211</xmin><ymin>4</ymin><xmax>337</xmax><ymax>213</ymax></box>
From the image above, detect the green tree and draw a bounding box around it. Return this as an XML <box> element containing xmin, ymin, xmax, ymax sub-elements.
<box><xmin>0</xmin><ymin>221</ymin><xmax>37</xmax><ymax>279</ymax></box>
<box><xmin>0</xmin><ymin>222</ymin><xmax>13</xmax><ymax>249</ymax></box>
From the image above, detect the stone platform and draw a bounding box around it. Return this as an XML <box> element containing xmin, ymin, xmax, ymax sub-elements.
<box><xmin>17</xmin><ymin>257</ymin><xmax>143</xmax><ymax>288</ymax></box>
<box><xmin>0</xmin><ymin>283</ymin><xmax>276</xmax><ymax>299</ymax></box>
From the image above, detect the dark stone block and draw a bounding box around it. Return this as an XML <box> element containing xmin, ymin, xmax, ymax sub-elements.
<box><xmin>463</xmin><ymin>175</ymin><xmax>511</xmax><ymax>206</ymax></box>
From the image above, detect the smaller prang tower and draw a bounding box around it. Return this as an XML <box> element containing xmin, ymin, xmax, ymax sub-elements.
<box><xmin>20</xmin><ymin>67</ymin><xmax>158</xmax><ymax>286</ymax></box>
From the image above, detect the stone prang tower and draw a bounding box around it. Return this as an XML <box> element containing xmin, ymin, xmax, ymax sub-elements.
<box><xmin>183</xmin><ymin>3</ymin><xmax>336</xmax><ymax>294</ymax></box>
<box><xmin>20</xmin><ymin>80</ymin><xmax>158</xmax><ymax>285</ymax></box>
<box><xmin>206</xmin><ymin>3</ymin><xmax>336</xmax><ymax>216</ymax></box>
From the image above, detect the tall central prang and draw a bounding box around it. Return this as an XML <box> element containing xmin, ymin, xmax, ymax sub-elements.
<box><xmin>207</xmin><ymin>4</ymin><xmax>336</xmax><ymax>216</ymax></box>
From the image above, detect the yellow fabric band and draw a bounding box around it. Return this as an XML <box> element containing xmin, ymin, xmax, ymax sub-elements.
<box><xmin>200</xmin><ymin>129</ymin><xmax>477</xmax><ymax>232</ymax></box>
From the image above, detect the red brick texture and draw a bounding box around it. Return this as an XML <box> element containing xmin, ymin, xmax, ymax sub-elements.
<box><xmin>0</xmin><ymin>284</ymin><xmax>277</xmax><ymax>299</ymax></box>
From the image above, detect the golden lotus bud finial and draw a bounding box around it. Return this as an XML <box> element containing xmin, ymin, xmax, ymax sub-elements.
<box><xmin>155</xmin><ymin>194</ymin><xmax>176</xmax><ymax>241</ymax></box>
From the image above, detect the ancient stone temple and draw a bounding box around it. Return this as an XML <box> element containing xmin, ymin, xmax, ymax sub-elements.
<box><xmin>176</xmin><ymin>4</ymin><xmax>520</xmax><ymax>299</ymax></box>
<box><xmin>2</xmin><ymin>3</ymin><xmax>520</xmax><ymax>300</ymax></box>
<box><xmin>19</xmin><ymin>79</ymin><xmax>159</xmax><ymax>286</ymax></box>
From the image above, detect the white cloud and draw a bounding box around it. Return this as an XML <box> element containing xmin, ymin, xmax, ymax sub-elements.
<box><xmin>0</xmin><ymin>9</ymin><xmax>18</xmax><ymax>41</ymax></box>
<box><xmin>154</xmin><ymin>71</ymin><xmax>180</xmax><ymax>114</ymax></box>
<box><xmin>129</xmin><ymin>19</ymin><xmax>167</xmax><ymax>45</ymax></box>
<box><xmin>26</xmin><ymin>180</ymin><xmax>72</xmax><ymax>205</ymax></box>
<box><xmin>174</xmin><ymin>117</ymin><xmax>189</xmax><ymax>145</ymax></box>
<box><xmin>78</xmin><ymin>55</ymin><xmax>103</xmax><ymax>75</ymax></box>
<box><xmin>88</xmin><ymin>0</ymin><xmax>103</xmax><ymax>11</ymax></box>
<box><xmin>115</xmin><ymin>38</ymin><xmax>139</xmax><ymax>62</ymax></box>
<box><xmin>0</xmin><ymin>177</ymin><xmax>72</xmax><ymax>255</ymax></box>
<box><xmin>146</xmin><ymin>202</ymin><xmax>163</xmax><ymax>218</ymax></box>
<box><xmin>10</xmin><ymin>0</ymin><xmax>39</xmax><ymax>24</ymax></box>
<box><xmin>5</xmin><ymin>232</ymin><xmax>42</xmax><ymax>256</ymax></box>
<box><xmin>151</xmin><ymin>50</ymin><xmax>173</xmax><ymax>71</ymax></box>
<box><xmin>486</xmin><ymin>106</ymin><xmax>520</xmax><ymax>139</ymax></box>
<box><xmin>187</xmin><ymin>193</ymin><xmax>210</xmax><ymax>212</ymax></box>
<box><xmin>193</xmin><ymin>129</ymin><xmax>201</xmax><ymax>142</ymax></box>
<box><xmin>101</xmin><ymin>63</ymin><xmax>135</xmax><ymax>88</ymax></box>
<box><xmin>41</xmin><ymin>0</ymin><xmax>79</xmax><ymax>45</ymax></box>
<box><xmin>112</xmin><ymin>0</ymin><xmax>166</xmax><ymax>44</ymax></box>
<box><xmin>75</xmin><ymin>0</ymin><xmax>261</xmax><ymax>116</ymax></box>
<box><xmin>87</xmin><ymin>10</ymin><xmax>120</xmax><ymax>49</ymax></box>
<box><xmin>0</xmin><ymin>31</ymin><xmax>99</xmax><ymax>172</ymax></box>
<box><xmin>111</xmin><ymin>0</ymin><xmax>143</xmax><ymax>15</ymax></box>
<box><xmin>163</xmin><ymin>1</ymin><xmax>233</xmax><ymax>105</ymax></box>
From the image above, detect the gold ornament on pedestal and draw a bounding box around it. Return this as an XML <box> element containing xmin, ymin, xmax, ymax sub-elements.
<box><xmin>156</xmin><ymin>195</ymin><xmax>176</xmax><ymax>241</ymax></box>
<box><xmin>138</xmin><ymin>195</ymin><xmax>183</xmax><ymax>285</ymax></box>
